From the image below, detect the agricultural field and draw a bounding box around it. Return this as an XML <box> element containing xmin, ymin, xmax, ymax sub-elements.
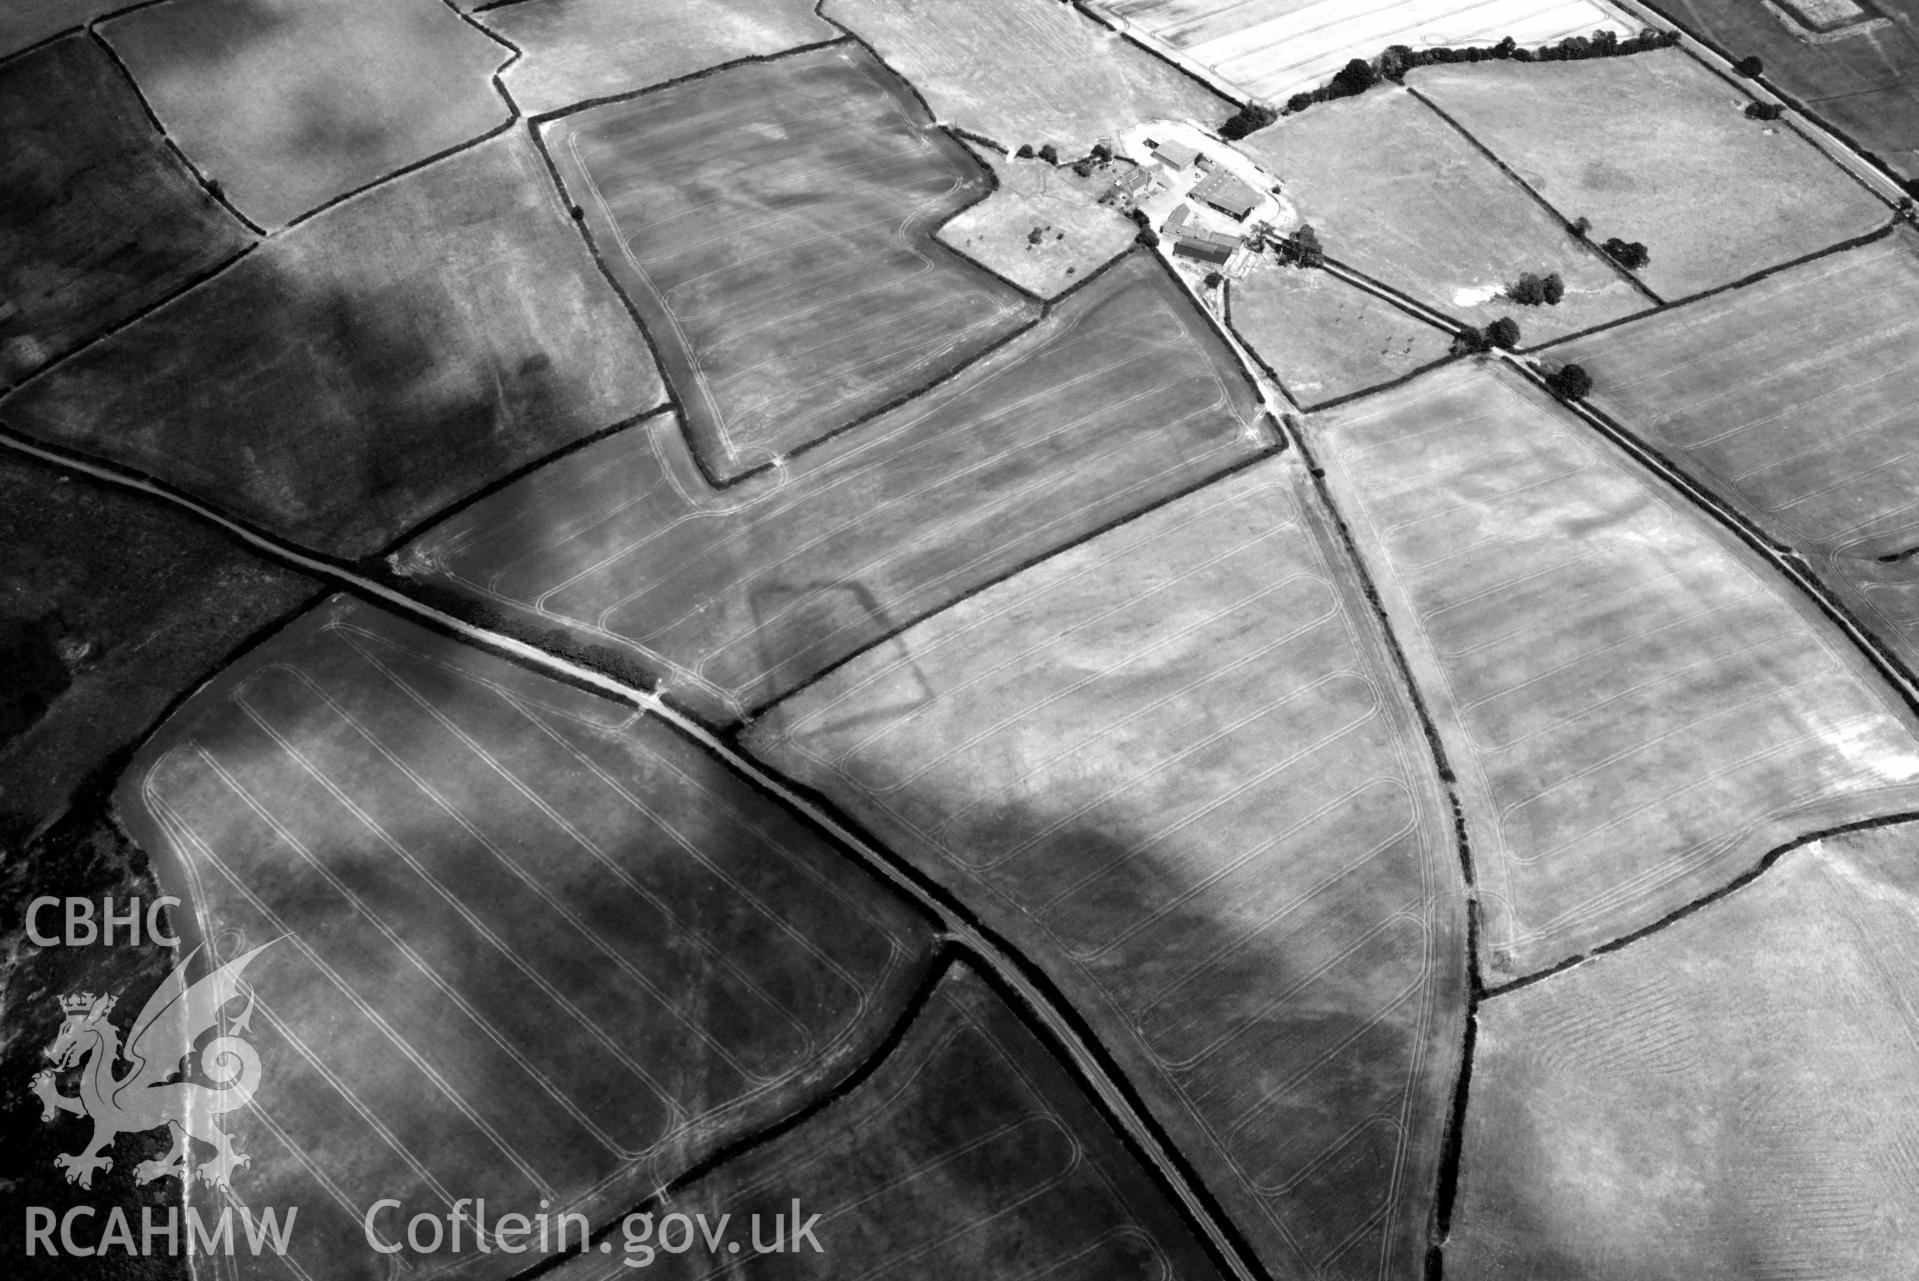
<box><xmin>1652</xmin><ymin>0</ymin><xmax>1919</xmax><ymax>182</ymax></box>
<box><xmin>100</xmin><ymin>0</ymin><xmax>510</xmax><ymax>228</ymax></box>
<box><xmin>1451</xmin><ymin>822</ymin><xmax>1919</xmax><ymax>1279</ymax></box>
<box><xmin>1093</xmin><ymin>0</ymin><xmax>1636</xmax><ymax>104</ymax></box>
<box><xmin>1410</xmin><ymin>48</ymin><xmax>1890</xmax><ymax>298</ymax></box>
<box><xmin>482</xmin><ymin>0</ymin><xmax>837</xmax><ymax>117</ymax></box>
<box><xmin>1558</xmin><ymin>230</ymin><xmax>1919</xmax><ymax>678</ymax></box>
<box><xmin>823</xmin><ymin>0</ymin><xmax>1232</xmax><ymax>155</ymax></box>
<box><xmin>1312</xmin><ymin>360</ymin><xmax>1919</xmax><ymax>981</ymax></box>
<box><xmin>749</xmin><ymin>460</ymin><xmax>1467</xmax><ymax>1280</ymax></box>
<box><xmin>399</xmin><ymin>253</ymin><xmax>1267</xmax><ymax>724</ymax></box>
<box><xmin>543</xmin><ymin>44</ymin><xmax>1038</xmax><ymax>481</ymax></box>
<box><xmin>0</xmin><ymin>35</ymin><xmax>252</xmax><ymax>385</ymax></box>
<box><xmin>938</xmin><ymin>143</ymin><xmax>1140</xmax><ymax>296</ymax></box>
<box><xmin>0</xmin><ymin>132</ymin><xmax>664</xmax><ymax>559</ymax></box>
<box><xmin>554</xmin><ymin>963</ymin><xmax>1229</xmax><ymax>1280</ymax></box>
<box><xmin>1237</xmin><ymin>87</ymin><xmax>1649</xmax><ymax>342</ymax></box>
<box><xmin>1229</xmin><ymin>263</ymin><xmax>1454</xmax><ymax>406</ymax></box>
<box><xmin>2</xmin><ymin>2</ymin><xmax>122</xmax><ymax>57</ymax></box>
<box><xmin>116</xmin><ymin>596</ymin><xmax>934</xmax><ymax>1281</ymax></box>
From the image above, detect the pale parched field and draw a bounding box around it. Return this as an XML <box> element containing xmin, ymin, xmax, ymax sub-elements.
<box><xmin>554</xmin><ymin>964</ymin><xmax>1230</xmax><ymax>1281</ymax></box>
<box><xmin>749</xmin><ymin>460</ymin><xmax>1467</xmax><ymax>1281</ymax></box>
<box><xmin>1314</xmin><ymin>361</ymin><xmax>1919</xmax><ymax>981</ymax></box>
<box><xmin>824</xmin><ymin>0</ymin><xmax>1232</xmax><ymax>155</ymax></box>
<box><xmin>1411</xmin><ymin>49</ymin><xmax>1889</xmax><ymax>299</ymax></box>
<box><xmin>118</xmin><ymin>597</ymin><xmax>933</xmax><ymax>1281</ymax></box>
<box><xmin>483</xmin><ymin>0</ymin><xmax>837</xmax><ymax>117</ymax></box>
<box><xmin>938</xmin><ymin>144</ymin><xmax>1141</xmax><ymax>297</ymax></box>
<box><xmin>1229</xmin><ymin>263</ymin><xmax>1453</xmax><ymax>406</ymax></box>
<box><xmin>1095</xmin><ymin>0</ymin><xmax>1634</xmax><ymax>103</ymax></box>
<box><xmin>1559</xmin><ymin>231</ymin><xmax>1919</xmax><ymax>679</ymax></box>
<box><xmin>1453</xmin><ymin>824</ymin><xmax>1919</xmax><ymax>1279</ymax></box>
<box><xmin>402</xmin><ymin>253</ymin><xmax>1266</xmax><ymax>724</ymax></box>
<box><xmin>1236</xmin><ymin>87</ymin><xmax>1648</xmax><ymax>342</ymax></box>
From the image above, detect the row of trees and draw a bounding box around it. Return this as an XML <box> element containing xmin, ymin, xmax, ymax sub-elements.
<box><xmin>1453</xmin><ymin>316</ymin><xmax>1521</xmax><ymax>354</ymax></box>
<box><xmin>1508</xmin><ymin>270</ymin><xmax>1565</xmax><ymax>306</ymax></box>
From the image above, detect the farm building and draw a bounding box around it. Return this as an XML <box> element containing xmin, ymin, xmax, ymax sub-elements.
<box><xmin>1105</xmin><ymin>166</ymin><xmax>1157</xmax><ymax>204</ymax></box>
<box><xmin>1192</xmin><ymin>169</ymin><xmax>1261</xmax><ymax>220</ymax></box>
<box><xmin>1172</xmin><ymin>227</ymin><xmax>1241</xmax><ymax>264</ymax></box>
<box><xmin>1163</xmin><ymin>203</ymin><xmax>1192</xmax><ymax>235</ymax></box>
<box><xmin>1151</xmin><ymin>138</ymin><xmax>1202</xmax><ymax>169</ymax></box>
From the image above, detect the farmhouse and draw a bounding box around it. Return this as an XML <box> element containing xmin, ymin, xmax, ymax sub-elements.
<box><xmin>1172</xmin><ymin>227</ymin><xmax>1242</xmax><ymax>264</ymax></box>
<box><xmin>1191</xmin><ymin>169</ymin><xmax>1261</xmax><ymax>220</ymax></box>
<box><xmin>1105</xmin><ymin>166</ymin><xmax>1157</xmax><ymax>204</ymax></box>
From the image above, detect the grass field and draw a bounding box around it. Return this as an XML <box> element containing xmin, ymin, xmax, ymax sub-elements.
<box><xmin>100</xmin><ymin>0</ymin><xmax>510</xmax><ymax>227</ymax></box>
<box><xmin>2</xmin><ymin>2</ymin><xmax>122</xmax><ymax>57</ymax></box>
<box><xmin>1313</xmin><ymin>360</ymin><xmax>1919</xmax><ymax>980</ymax></box>
<box><xmin>544</xmin><ymin>44</ymin><xmax>1038</xmax><ymax>481</ymax></box>
<box><xmin>938</xmin><ymin>144</ymin><xmax>1141</xmax><ymax>297</ymax></box>
<box><xmin>1095</xmin><ymin>0</ymin><xmax>1635</xmax><ymax>103</ymax></box>
<box><xmin>482</xmin><ymin>0</ymin><xmax>836</xmax><ymax>117</ymax></box>
<box><xmin>1452</xmin><ymin>822</ymin><xmax>1919</xmax><ymax>1279</ymax></box>
<box><xmin>1229</xmin><ymin>263</ymin><xmax>1453</xmax><ymax>405</ymax></box>
<box><xmin>1236</xmin><ymin>87</ymin><xmax>1648</xmax><ymax>341</ymax></box>
<box><xmin>749</xmin><ymin>459</ymin><xmax>1467</xmax><ymax>1280</ymax></box>
<box><xmin>400</xmin><ymin>253</ymin><xmax>1267</xmax><ymax>723</ymax></box>
<box><xmin>1559</xmin><ymin>230</ymin><xmax>1919</xmax><ymax>678</ymax></box>
<box><xmin>115</xmin><ymin>596</ymin><xmax>933</xmax><ymax>1280</ymax></box>
<box><xmin>824</xmin><ymin>0</ymin><xmax>1232</xmax><ymax>155</ymax></box>
<box><xmin>1</xmin><ymin>35</ymin><xmax>252</xmax><ymax>384</ymax></box>
<box><xmin>0</xmin><ymin>452</ymin><xmax>315</xmax><ymax>842</ymax></box>
<box><xmin>1411</xmin><ymin>49</ymin><xmax>1888</xmax><ymax>298</ymax></box>
<box><xmin>1</xmin><ymin>132</ymin><xmax>664</xmax><ymax>559</ymax></box>
<box><xmin>553</xmin><ymin>963</ymin><xmax>1229</xmax><ymax>1280</ymax></box>
<box><xmin>1654</xmin><ymin>0</ymin><xmax>1919</xmax><ymax>182</ymax></box>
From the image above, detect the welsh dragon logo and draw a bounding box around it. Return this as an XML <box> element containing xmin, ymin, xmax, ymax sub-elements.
<box><xmin>33</xmin><ymin>941</ymin><xmax>275</xmax><ymax>1191</ymax></box>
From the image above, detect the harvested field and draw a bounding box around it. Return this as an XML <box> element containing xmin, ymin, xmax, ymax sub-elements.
<box><xmin>938</xmin><ymin>144</ymin><xmax>1140</xmax><ymax>296</ymax></box>
<box><xmin>400</xmin><ymin>253</ymin><xmax>1267</xmax><ymax>724</ymax></box>
<box><xmin>1411</xmin><ymin>49</ymin><xmax>1889</xmax><ymax>298</ymax></box>
<box><xmin>1229</xmin><ymin>263</ymin><xmax>1453</xmax><ymax>405</ymax></box>
<box><xmin>1</xmin><ymin>132</ymin><xmax>664</xmax><ymax>559</ymax></box>
<box><xmin>0</xmin><ymin>35</ymin><xmax>252</xmax><ymax>385</ymax></box>
<box><xmin>1236</xmin><ymin>87</ymin><xmax>1648</xmax><ymax>341</ymax></box>
<box><xmin>1452</xmin><ymin>823</ymin><xmax>1919</xmax><ymax>1279</ymax></box>
<box><xmin>824</xmin><ymin>0</ymin><xmax>1231</xmax><ymax>155</ymax></box>
<box><xmin>749</xmin><ymin>459</ymin><xmax>1467</xmax><ymax>1280</ymax></box>
<box><xmin>117</xmin><ymin>596</ymin><xmax>933</xmax><ymax>1281</ymax></box>
<box><xmin>554</xmin><ymin>963</ymin><xmax>1229</xmax><ymax>1280</ymax></box>
<box><xmin>482</xmin><ymin>0</ymin><xmax>836</xmax><ymax>117</ymax></box>
<box><xmin>542</xmin><ymin>44</ymin><xmax>1039</xmax><ymax>481</ymax></box>
<box><xmin>1313</xmin><ymin>360</ymin><xmax>1919</xmax><ymax>980</ymax></box>
<box><xmin>1095</xmin><ymin>0</ymin><xmax>1635</xmax><ymax>103</ymax></box>
<box><xmin>1559</xmin><ymin>230</ymin><xmax>1919</xmax><ymax>679</ymax></box>
<box><xmin>100</xmin><ymin>0</ymin><xmax>510</xmax><ymax>227</ymax></box>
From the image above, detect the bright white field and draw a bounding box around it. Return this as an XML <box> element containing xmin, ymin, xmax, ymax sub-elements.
<box><xmin>1097</xmin><ymin>0</ymin><xmax>1636</xmax><ymax>102</ymax></box>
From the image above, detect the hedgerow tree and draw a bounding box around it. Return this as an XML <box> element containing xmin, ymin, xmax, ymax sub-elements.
<box><xmin>1015</xmin><ymin>143</ymin><xmax>1035</xmax><ymax>159</ymax></box>
<box><xmin>1451</xmin><ymin>325</ymin><xmax>1490</xmax><ymax>355</ymax></box>
<box><xmin>1487</xmin><ymin>315</ymin><xmax>1521</xmax><ymax>349</ymax></box>
<box><xmin>1734</xmin><ymin>54</ymin><xmax>1763</xmax><ymax>78</ymax></box>
<box><xmin>1277</xmin><ymin>223</ymin><xmax>1323</xmax><ymax>267</ymax></box>
<box><xmin>1037</xmin><ymin>143</ymin><xmax>1059</xmax><ymax>164</ymax></box>
<box><xmin>1602</xmin><ymin>237</ymin><xmax>1651</xmax><ymax>270</ymax></box>
<box><xmin>1220</xmin><ymin>102</ymin><xmax>1279</xmax><ymax>140</ymax></box>
<box><xmin>1745</xmin><ymin>101</ymin><xmax>1784</xmax><ymax>120</ymax></box>
<box><xmin>1331</xmin><ymin>58</ymin><xmax>1376</xmax><ymax>97</ymax></box>
<box><xmin>1546</xmin><ymin>362</ymin><xmax>1594</xmax><ymax>400</ymax></box>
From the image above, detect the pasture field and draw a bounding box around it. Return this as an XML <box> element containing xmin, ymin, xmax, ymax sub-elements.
<box><xmin>116</xmin><ymin>596</ymin><xmax>933</xmax><ymax>1281</ymax></box>
<box><xmin>1411</xmin><ymin>49</ymin><xmax>1889</xmax><ymax>298</ymax></box>
<box><xmin>544</xmin><ymin>45</ymin><xmax>1038</xmax><ymax>481</ymax></box>
<box><xmin>101</xmin><ymin>0</ymin><xmax>509</xmax><ymax>228</ymax></box>
<box><xmin>0</xmin><ymin>450</ymin><xmax>314</xmax><ymax>840</ymax></box>
<box><xmin>1</xmin><ymin>35</ymin><xmax>252</xmax><ymax>385</ymax></box>
<box><xmin>483</xmin><ymin>0</ymin><xmax>836</xmax><ymax>117</ymax></box>
<box><xmin>1452</xmin><ymin>823</ymin><xmax>1919</xmax><ymax>1278</ymax></box>
<box><xmin>1094</xmin><ymin>0</ymin><xmax>1635</xmax><ymax>104</ymax></box>
<box><xmin>938</xmin><ymin>144</ymin><xmax>1140</xmax><ymax>296</ymax></box>
<box><xmin>1237</xmin><ymin>87</ymin><xmax>1648</xmax><ymax>341</ymax></box>
<box><xmin>0</xmin><ymin>132</ymin><xmax>664</xmax><ymax>559</ymax></box>
<box><xmin>1558</xmin><ymin>231</ymin><xmax>1919</xmax><ymax>679</ymax></box>
<box><xmin>2</xmin><ymin>2</ymin><xmax>121</xmax><ymax>57</ymax></box>
<box><xmin>1313</xmin><ymin>360</ymin><xmax>1919</xmax><ymax>980</ymax></box>
<box><xmin>554</xmin><ymin>964</ymin><xmax>1229</xmax><ymax>1280</ymax></box>
<box><xmin>402</xmin><ymin>253</ymin><xmax>1265</xmax><ymax>724</ymax></box>
<box><xmin>824</xmin><ymin>0</ymin><xmax>1232</xmax><ymax>155</ymax></box>
<box><xmin>749</xmin><ymin>459</ymin><xmax>1467</xmax><ymax>1280</ymax></box>
<box><xmin>1652</xmin><ymin>0</ymin><xmax>1919</xmax><ymax>182</ymax></box>
<box><xmin>1229</xmin><ymin>263</ymin><xmax>1453</xmax><ymax>406</ymax></box>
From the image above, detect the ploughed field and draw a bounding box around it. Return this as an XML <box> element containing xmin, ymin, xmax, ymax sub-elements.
<box><xmin>543</xmin><ymin>44</ymin><xmax>1038</xmax><ymax>482</ymax></box>
<box><xmin>1229</xmin><ymin>264</ymin><xmax>1453</xmax><ymax>407</ymax></box>
<box><xmin>1453</xmin><ymin>822</ymin><xmax>1919</xmax><ymax>1279</ymax></box>
<box><xmin>749</xmin><ymin>459</ymin><xmax>1467</xmax><ymax>1281</ymax></box>
<box><xmin>1558</xmin><ymin>230</ymin><xmax>1919</xmax><ymax>681</ymax></box>
<box><xmin>1235</xmin><ymin>87</ymin><xmax>1648</xmax><ymax>342</ymax></box>
<box><xmin>399</xmin><ymin>253</ymin><xmax>1267</xmax><ymax>724</ymax></box>
<box><xmin>117</xmin><ymin>597</ymin><xmax>933</xmax><ymax>1281</ymax></box>
<box><xmin>1313</xmin><ymin>360</ymin><xmax>1919</xmax><ymax>981</ymax></box>
<box><xmin>1410</xmin><ymin>49</ymin><xmax>1889</xmax><ymax>299</ymax></box>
